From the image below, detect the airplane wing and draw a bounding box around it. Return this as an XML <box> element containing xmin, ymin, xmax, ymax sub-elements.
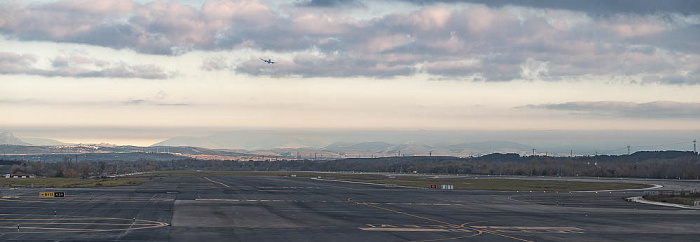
<box><xmin>259</xmin><ymin>58</ymin><xmax>275</xmax><ymax>64</ymax></box>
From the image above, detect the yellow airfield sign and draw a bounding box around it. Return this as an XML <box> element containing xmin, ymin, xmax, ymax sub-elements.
<box><xmin>40</xmin><ymin>192</ymin><xmax>65</xmax><ymax>197</ymax></box>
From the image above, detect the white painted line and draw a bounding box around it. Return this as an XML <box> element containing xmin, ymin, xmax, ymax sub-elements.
<box><xmin>195</xmin><ymin>199</ymin><xmax>240</xmax><ymax>202</ymax></box>
<box><xmin>311</xmin><ymin>178</ymin><xmax>418</xmax><ymax>189</ymax></box>
<box><xmin>577</xmin><ymin>184</ymin><xmax>663</xmax><ymax>193</ymax></box>
<box><xmin>203</xmin><ymin>177</ymin><xmax>230</xmax><ymax>188</ymax></box>
<box><xmin>626</xmin><ymin>196</ymin><xmax>700</xmax><ymax>210</ymax></box>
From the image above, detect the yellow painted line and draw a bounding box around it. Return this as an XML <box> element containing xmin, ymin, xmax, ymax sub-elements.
<box><xmin>411</xmin><ymin>231</ymin><xmax>483</xmax><ymax>242</ymax></box>
<box><xmin>0</xmin><ymin>217</ymin><xmax>140</xmax><ymax>221</ymax></box>
<box><xmin>347</xmin><ymin>197</ymin><xmax>534</xmax><ymax>242</ymax></box>
<box><xmin>0</xmin><ymin>197</ymin><xmax>173</xmax><ymax>203</ymax></box>
<box><xmin>359</xmin><ymin>227</ymin><xmax>472</xmax><ymax>232</ymax></box>
<box><xmin>0</xmin><ymin>215</ymin><xmax>169</xmax><ymax>233</ymax></box>
<box><xmin>352</xmin><ymin>200</ymin><xmax>457</xmax><ymax>227</ymax></box>
<box><xmin>460</xmin><ymin>221</ymin><xmax>488</xmax><ymax>226</ymax></box>
<box><xmin>0</xmin><ymin>198</ymin><xmax>53</xmax><ymax>203</ymax></box>
<box><xmin>471</xmin><ymin>229</ymin><xmax>535</xmax><ymax>242</ymax></box>
<box><xmin>470</xmin><ymin>226</ymin><xmax>584</xmax><ymax>233</ymax></box>
<box><xmin>471</xmin><ymin>226</ymin><xmax>582</xmax><ymax>230</ymax></box>
<box><xmin>0</xmin><ymin>222</ymin><xmax>154</xmax><ymax>226</ymax></box>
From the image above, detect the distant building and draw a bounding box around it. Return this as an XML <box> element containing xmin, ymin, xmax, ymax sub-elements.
<box><xmin>4</xmin><ymin>174</ymin><xmax>36</xmax><ymax>179</ymax></box>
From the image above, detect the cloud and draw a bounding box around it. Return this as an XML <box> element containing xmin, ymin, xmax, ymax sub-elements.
<box><xmin>0</xmin><ymin>97</ymin><xmax>188</xmax><ymax>107</ymax></box>
<box><xmin>0</xmin><ymin>0</ymin><xmax>275</xmax><ymax>55</ymax></box>
<box><xmin>201</xmin><ymin>56</ymin><xmax>232</xmax><ymax>71</ymax></box>
<box><xmin>0</xmin><ymin>52</ymin><xmax>38</xmax><ymax>74</ymax></box>
<box><xmin>296</xmin><ymin>0</ymin><xmax>364</xmax><ymax>8</ymax></box>
<box><xmin>123</xmin><ymin>98</ymin><xmax>189</xmax><ymax>106</ymax></box>
<box><xmin>235</xmin><ymin>54</ymin><xmax>414</xmax><ymax>78</ymax></box>
<box><xmin>123</xmin><ymin>99</ymin><xmax>146</xmax><ymax>105</ymax></box>
<box><xmin>124</xmin><ymin>91</ymin><xmax>188</xmax><ymax>106</ymax></box>
<box><xmin>0</xmin><ymin>52</ymin><xmax>170</xmax><ymax>79</ymax></box>
<box><xmin>0</xmin><ymin>0</ymin><xmax>698</xmax><ymax>82</ymax></box>
<box><xmin>525</xmin><ymin>101</ymin><xmax>700</xmax><ymax>118</ymax></box>
<box><xmin>400</xmin><ymin>0</ymin><xmax>700</xmax><ymax>16</ymax></box>
<box><xmin>0</xmin><ymin>98</ymin><xmax>37</xmax><ymax>105</ymax></box>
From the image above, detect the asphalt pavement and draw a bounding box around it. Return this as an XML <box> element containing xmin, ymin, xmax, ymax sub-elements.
<box><xmin>0</xmin><ymin>174</ymin><xmax>698</xmax><ymax>241</ymax></box>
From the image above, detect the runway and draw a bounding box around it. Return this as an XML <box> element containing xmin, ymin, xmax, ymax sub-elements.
<box><xmin>0</xmin><ymin>175</ymin><xmax>698</xmax><ymax>241</ymax></box>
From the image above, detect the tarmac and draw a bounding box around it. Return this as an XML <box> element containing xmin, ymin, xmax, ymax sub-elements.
<box><xmin>0</xmin><ymin>174</ymin><xmax>698</xmax><ymax>241</ymax></box>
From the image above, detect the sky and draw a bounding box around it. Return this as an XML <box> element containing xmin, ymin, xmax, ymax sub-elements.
<box><xmin>1</xmin><ymin>0</ymin><xmax>699</xmax><ymax>147</ymax></box>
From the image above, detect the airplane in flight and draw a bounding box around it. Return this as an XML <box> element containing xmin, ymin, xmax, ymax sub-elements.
<box><xmin>260</xmin><ymin>58</ymin><xmax>275</xmax><ymax>64</ymax></box>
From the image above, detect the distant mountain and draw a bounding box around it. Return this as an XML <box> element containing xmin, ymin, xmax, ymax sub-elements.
<box><xmin>0</xmin><ymin>132</ymin><xmax>30</xmax><ymax>145</ymax></box>
<box><xmin>324</xmin><ymin>142</ymin><xmax>394</xmax><ymax>152</ymax></box>
<box><xmin>322</xmin><ymin>141</ymin><xmax>530</xmax><ymax>157</ymax></box>
<box><xmin>20</xmin><ymin>137</ymin><xmax>71</xmax><ymax>146</ymax></box>
<box><xmin>385</xmin><ymin>143</ymin><xmax>434</xmax><ymax>156</ymax></box>
<box><xmin>152</xmin><ymin>136</ymin><xmax>224</xmax><ymax>149</ymax></box>
<box><xmin>153</xmin><ymin>130</ymin><xmax>535</xmax><ymax>156</ymax></box>
<box><xmin>153</xmin><ymin>130</ymin><xmax>336</xmax><ymax>149</ymax></box>
<box><xmin>445</xmin><ymin>141</ymin><xmax>531</xmax><ymax>154</ymax></box>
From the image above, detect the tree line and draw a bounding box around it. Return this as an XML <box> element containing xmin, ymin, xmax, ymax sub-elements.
<box><xmin>2</xmin><ymin>151</ymin><xmax>699</xmax><ymax>179</ymax></box>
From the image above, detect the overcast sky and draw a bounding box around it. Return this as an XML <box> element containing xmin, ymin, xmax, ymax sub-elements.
<box><xmin>1</xmin><ymin>0</ymin><xmax>699</xmax><ymax>146</ymax></box>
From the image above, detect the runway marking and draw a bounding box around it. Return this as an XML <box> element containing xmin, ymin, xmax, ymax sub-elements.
<box><xmin>0</xmin><ymin>198</ymin><xmax>53</xmax><ymax>204</ymax></box>
<box><xmin>358</xmin><ymin>224</ymin><xmax>484</xmax><ymax>242</ymax></box>
<box><xmin>347</xmin><ymin>197</ymin><xmax>534</xmax><ymax>242</ymax></box>
<box><xmin>257</xmin><ymin>186</ymin><xmax>320</xmax><ymax>189</ymax></box>
<box><xmin>359</xmin><ymin>224</ymin><xmax>473</xmax><ymax>232</ymax></box>
<box><xmin>0</xmin><ymin>197</ymin><xmax>173</xmax><ymax>203</ymax></box>
<box><xmin>470</xmin><ymin>226</ymin><xmax>584</xmax><ymax>234</ymax></box>
<box><xmin>196</xmin><ymin>198</ymin><xmax>241</xmax><ymax>202</ymax></box>
<box><xmin>195</xmin><ymin>198</ymin><xmax>348</xmax><ymax>203</ymax></box>
<box><xmin>411</xmin><ymin>233</ymin><xmax>483</xmax><ymax>242</ymax></box>
<box><xmin>360</xmin><ymin>227</ymin><xmax>472</xmax><ymax>232</ymax></box>
<box><xmin>367</xmin><ymin>202</ymin><xmax>462</xmax><ymax>206</ymax></box>
<box><xmin>0</xmin><ymin>214</ymin><xmax>168</xmax><ymax>234</ymax></box>
<box><xmin>204</xmin><ymin>177</ymin><xmax>231</xmax><ymax>188</ymax></box>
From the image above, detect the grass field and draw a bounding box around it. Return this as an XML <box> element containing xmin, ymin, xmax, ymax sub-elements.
<box><xmin>159</xmin><ymin>170</ymin><xmax>651</xmax><ymax>191</ymax></box>
<box><xmin>0</xmin><ymin>177</ymin><xmax>155</xmax><ymax>188</ymax></box>
<box><xmin>643</xmin><ymin>194</ymin><xmax>700</xmax><ymax>206</ymax></box>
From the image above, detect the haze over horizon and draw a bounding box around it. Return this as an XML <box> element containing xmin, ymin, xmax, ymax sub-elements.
<box><xmin>2</xmin><ymin>0</ymin><xmax>699</xmax><ymax>149</ymax></box>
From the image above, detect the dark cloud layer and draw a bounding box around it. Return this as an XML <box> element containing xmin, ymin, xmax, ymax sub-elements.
<box><xmin>296</xmin><ymin>0</ymin><xmax>363</xmax><ymax>7</ymax></box>
<box><xmin>526</xmin><ymin>101</ymin><xmax>700</xmax><ymax>118</ymax></box>
<box><xmin>1</xmin><ymin>0</ymin><xmax>699</xmax><ymax>83</ymax></box>
<box><xmin>402</xmin><ymin>0</ymin><xmax>700</xmax><ymax>16</ymax></box>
